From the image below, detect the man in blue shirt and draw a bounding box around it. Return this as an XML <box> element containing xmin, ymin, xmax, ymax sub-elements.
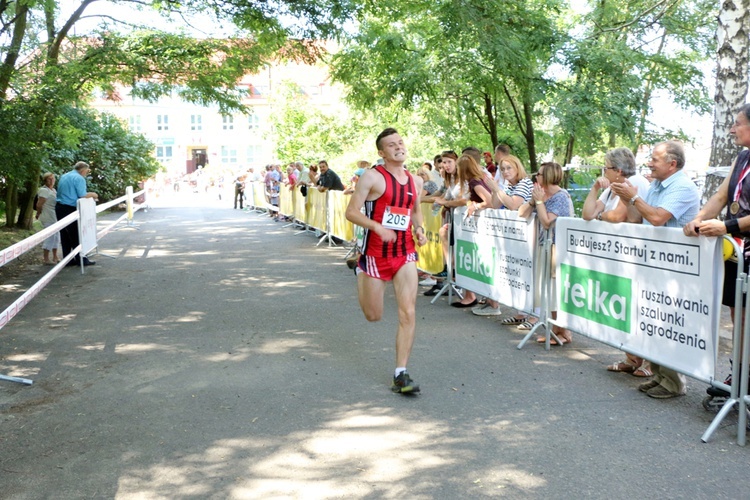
<box><xmin>55</xmin><ymin>161</ymin><xmax>99</xmax><ymax>266</ymax></box>
<box><xmin>611</xmin><ymin>141</ymin><xmax>700</xmax><ymax>399</ymax></box>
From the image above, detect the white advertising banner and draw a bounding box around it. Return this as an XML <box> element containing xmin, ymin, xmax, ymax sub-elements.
<box><xmin>555</xmin><ymin>218</ymin><xmax>723</xmax><ymax>382</ymax></box>
<box><xmin>453</xmin><ymin>207</ymin><xmax>537</xmax><ymax>312</ymax></box>
<box><xmin>77</xmin><ymin>198</ymin><xmax>98</xmax><ymax>256</ymax></box>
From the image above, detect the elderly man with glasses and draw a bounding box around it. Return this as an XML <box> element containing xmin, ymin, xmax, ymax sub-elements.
<box><xmin>610</xmin><ymin>141</ymin><xmax>700</xmax><ymax>399</ymax></box>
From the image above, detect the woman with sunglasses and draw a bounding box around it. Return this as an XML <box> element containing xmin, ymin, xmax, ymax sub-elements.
<box><xmin>582</xmin><ymin>147</ymin><xmax>650</xmax><ymax>225</ymax></box>
<box><xmin>582</xmin><ymin>148</ymin><xmax>652</xmax><ymax>374</ymax></box>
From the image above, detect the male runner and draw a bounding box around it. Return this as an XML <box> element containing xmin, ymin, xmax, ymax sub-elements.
<box><xmin>345</xmin><ymin>128</ymin><xmax>427</xmax><ymax>394</ymax></box>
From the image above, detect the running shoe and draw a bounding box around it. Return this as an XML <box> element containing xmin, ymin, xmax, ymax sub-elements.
<box><xmin>419</xmin><ymin>277</ymin><xmax>437</xmax><ymax>286</ymax></box>
<box><xmin>472</xmin><ymin>303</ymin><xmax>502</xmax><ymax>316</ymax></box>
<box><xmin>391</xmin><ymin>371</ymin><xmax>420</xmax><ymax>393</ymax></box>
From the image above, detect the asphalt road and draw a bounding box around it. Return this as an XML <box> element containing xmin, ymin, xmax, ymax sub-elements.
<box><xmin>0</xmin><ymin>190</ymin><xmax>748</xmax><ymax>499</ymax></box>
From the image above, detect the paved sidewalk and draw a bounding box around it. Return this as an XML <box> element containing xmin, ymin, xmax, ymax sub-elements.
<box><xmin>0</xmin><ymin>195</ymin><xmax>748</xmax><ymax>499</ymax></box>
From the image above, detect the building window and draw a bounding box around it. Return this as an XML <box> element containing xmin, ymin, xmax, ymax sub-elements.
<box><xmin>248</xmin><ymin>112</ymin><xmax>260</xmax><ymax>130</ymax></box>
<box><xmin>157</xmin><ymin>114</ymin><xmax>169</xmax><ymax>131</ymax></box>
<box><xmin>246</xmin><ymin>144</ymin><xmax>263</xmax><ymax>164</ymax></box>
<box><xmin>222</xmin><ymin>115</ymin><xmax>234</xmax><ymax>130</ymax></box>
<box><xmin>191</xmin><ymin>115</ymin><xmax>202</xmax><ymax>131</ymax></box>
<box><xmin>156</xmin><ymin>146</ymin><xmax>173</xmax><ymax>162</ymax></box>
<box><xmin>221</xmin><ymin>145</ymin><xmax>238</xmax><ymax>164</ymax></box>
<box><xmin>129</xmin><ymin>115</ymin><xmax>142</xmax><ymax>132</ymax></box>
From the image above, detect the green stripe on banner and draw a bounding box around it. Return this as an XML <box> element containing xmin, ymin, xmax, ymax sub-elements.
<box><xmin>559</xmin><ymin>263</ymin><xmax>631</xmax><ymax>333</ymax></box>
<box><xmin>455</xmin><ymin>239</ymin><xmax>495</xmax><ymax>285</ymax></box>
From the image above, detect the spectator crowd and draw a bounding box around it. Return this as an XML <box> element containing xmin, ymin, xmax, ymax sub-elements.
<box><xmin>229</xmin><ymin>127</ymin><xmax>750</xmax><ymax>403</ymax></box>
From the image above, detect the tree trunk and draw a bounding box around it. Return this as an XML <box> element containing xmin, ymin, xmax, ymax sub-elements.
<box><xmin>709</xmin><ymin>0</ymin><xmax>750</xmax><ymax>168</ymax></box>
<box><xmin>523</xmin><ymin>97</ymin><xmax>537</xmax><ymax>171</ymax></box>
<box><xmin>633</xmin><ymin>29</ymin><xmax>667</xmax><ymax>151</ymax></box>
<box><xmin>0</xmin><ymin>4</ymin><xmax>28</xmax><ymax>100</ymax></box>
<box><xmin>483</xmin><ymin>93</ymin><xmax>498</xmax><ymax>148</ymax></box>
<box><xmin>564</xmin><ymin>135</ymin><xmax>575</xmax><ymax>167</ymax></box>
<box><xmin>4</xmin><ymin>181</ymin><xmax>17</xmax><ymax>229</ymax></box>
<box><xmin>16</xmin><ymin>179</ymin><xmax>37</xmax><ymax>230</ymax></box>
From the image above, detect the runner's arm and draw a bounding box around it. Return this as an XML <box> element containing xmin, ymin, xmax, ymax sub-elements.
<box><xmin>345</xmin><ymin>170</ymin><xmax>396</xmax><ymax>242</ymax></box>
<box><xmin>411</xmin><ymin>176</ymin><xmax>428</xmax><ymax>246</ymax></box>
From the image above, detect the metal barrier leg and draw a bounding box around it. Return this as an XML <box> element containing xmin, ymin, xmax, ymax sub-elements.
<box><xmin>430</xmin><ymin>278</ymin><xmax>463</xmax><ymax>304</ymax></box>
<box><xmin>702</xmin><ymin>397</ymin><xmax>740</xmax><ymax>443</ymax></box>
<box><xmin>316</xmin><ymin>232</ymin><xmax>331</xmax><ymax>247</ymax></box>
<box><xmin>738</xmin><ymin>279</ymin><xmax>750</xmax><ymax>445</ymax></box>
<box><xmin>516</xmin><ymin>319</ymin><xmax>545</xmax><ymax>349</ymax></box>
<box><xmin>702</xmin><ymin>245</ymin><xmax>747</xmax><ymax>444</ymax></box>
<box><xmin>0</xmin><ymin>374</ymin><xmax>33</xmax><ymax>385</ymax></box>
<box><xmin>430</xmin><ymin>242</ymin><xmax>462</xmax><ymax>304</ymax></box>
<box><xmin>518</xmin><ymin>236</ymin><xmax>554</xmax><ymax>350</ymax></box>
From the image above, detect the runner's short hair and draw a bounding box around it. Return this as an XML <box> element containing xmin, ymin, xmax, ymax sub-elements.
<box><xmin>376</xmin><ymin>128</ymin><xmax>399</xmax><ymax>150</ymax></box>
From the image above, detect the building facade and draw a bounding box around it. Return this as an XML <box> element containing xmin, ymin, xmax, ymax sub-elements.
<box><xmin>90</xmin><ymin>59</ymin><xmax>339</xmax><ymax>177</ymax></box>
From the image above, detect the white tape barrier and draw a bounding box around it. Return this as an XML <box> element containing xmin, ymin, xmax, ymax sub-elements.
<box><xmin>0</xmin><ymin>188</ymin><xmax>146</xmax><ymax>384</ymax></box>
<box><xmin>0</xmin><ymin>211</ymin><xmax>78</xmax><ymax>268</ymax></box>
<box><xmin>0</xmin><ymin>248</ymin><xmax>79</xmax><ymax>331</ymax></box>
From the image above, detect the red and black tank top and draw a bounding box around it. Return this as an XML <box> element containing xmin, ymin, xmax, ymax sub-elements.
<box><xmin>361</xmin><ymin>165</ymin><xmax>417</xmax><ymax>258</ymax></box>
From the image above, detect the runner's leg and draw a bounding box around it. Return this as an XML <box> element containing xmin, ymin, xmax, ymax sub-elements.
<box><xmin>392</xmin><ymin>261</ymin><xmax>418</xmax><ymax>368</ymax></box>
<box><xmin>357</xmin><ymin>272</ymin><xmax>387</xmax><ymax>322</ymax></box>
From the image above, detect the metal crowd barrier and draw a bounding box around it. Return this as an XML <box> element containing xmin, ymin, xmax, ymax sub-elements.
<box><xmin>450</xmin><ymin>209</ymin><xmax>749</xmax><ymax>445</ymax></box>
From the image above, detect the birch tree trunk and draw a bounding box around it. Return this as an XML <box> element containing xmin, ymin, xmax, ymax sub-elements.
<box><xmin>710</xmin><ymin>0</ymin><xmax>750</xmax><ymax>168</ymax></box>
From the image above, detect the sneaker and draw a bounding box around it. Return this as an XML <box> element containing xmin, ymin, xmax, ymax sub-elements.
<box><xmin>434</xmin><ymin>270</ymin><xmax>448</xmax><ymax>278</ymax></box>
<box><xmin>472</xmin><ymin>303</ymin><xmax>503</xmax><ymax>316</ymax></box>
<box><xmin>638</xmin><ymin>380</ymin><xmax>660</xmax><ymax>393</ymax></box>
<box><xmin>392</xmin><ymin>371</ymin><xmax>420</xmax><ymax>394</ymax></box>
<box><xmin>646</xmin><ymin>385</ymin><xmax>684</xmax><ymax>399</ymax></box>
<box><xmin>423</xmin><ymin>284</ymin><xmax>442</xmax><ymax>296</ymax></box>
<box><xmin>419</xmin><ymin>277</ymin><xmax>437</xmax><ymax>286</ymax></box>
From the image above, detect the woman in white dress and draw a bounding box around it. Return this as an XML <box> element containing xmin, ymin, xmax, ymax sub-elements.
<box><xmin>36</xmin><ymin>172</ymin><xmax>61</xmax><ymax>265</ymax></box>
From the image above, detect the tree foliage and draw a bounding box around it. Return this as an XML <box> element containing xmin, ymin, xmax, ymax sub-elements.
<box><xmin>0</xmin><ymin>0</ymin><xmax>356</xmax><ymax>228</ymax></box>
<box><xmin>47</xmin><ymin>107</ymin><xmax>162</xmax><ymax>201</ymax></box>
<box><xmin>268</xmin><ymin>81</ymin><xmax>446</xmax><ymax>175</ymax></box>
<box><xmin>330</xmin><ymin>0</ymin><xmax>716</xmax><ymax>169</ymax></box>
<box><xmin>329</xmin><ymin>0</ymin><xmax>561</xmax><ymax>170</ymax></box>
<box><xmin>552</xmin><ymin>0</ymin><xmax>715</xmax><ymax>165</ymax></box>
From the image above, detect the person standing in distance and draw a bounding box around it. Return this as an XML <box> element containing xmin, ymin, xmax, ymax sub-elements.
<box><xmin>56</xmin><ymin>161</ymin><xmax>99</xmax><ymax>266</ymax></box>
<box><xmin>345</xmin><ymin>128</ymin><xmax>428</xmax><ymax>394</ymax></box>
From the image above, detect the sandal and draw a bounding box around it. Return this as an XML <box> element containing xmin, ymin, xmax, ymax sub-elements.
<box><xmin>632</xmin><ymin>366</ymin><xmax>653</xmax><ymax>377</ymax></box>
<box><xmin>517</xmin><ymin>320</ymin><xmax>537</xmax><ymax>330</ymax></box>
<box><xmin>501</xmin><ymin>316</ymin><xmax>525</xmax><ymax>326</ymax></box>
<box><xmin>537</xmin><ymin>335</ymin><xmax>571</xmax><ymax>345</ymax></box>
<box><xmin>607</xmin><ymin>362</ymin><xmax>637</xmax><ymax>373</ymax></box>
